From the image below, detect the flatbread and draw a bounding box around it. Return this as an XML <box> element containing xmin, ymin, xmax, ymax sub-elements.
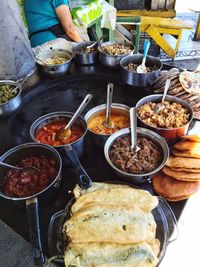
<box><xmin>166</xmin><ymin>156</ymin><xmax>200</xmax><ymax>169</ymax></box>
<box><xmin>180</xmin><ymin>135</ymin><xmax>200</xmax><ymax>143</ymax></box>
<box><xmin>152</xmin><ymin>171</ymin><xmax>200</xmax><ymax>201</ymax></box>
<box><xmin>174</xmin><ymin>141</ymin><xmax>200</xmax><ymax>151</ymax></box>
<box><xmin>73</xmin><ymin>182</ymin><xmax>130</xmax><ymax>199</ymax></box>
<box><xmin>64</xmin><ymin>242</ymin><xmax>159</xmax><ymax>267</ymax></box>
<box><xmin>162</xmin><ymin>166</ymin><xmax>200</xmax><ymax>181</ymax></box>
<box><xmin>63</xmin><ymin>204</ymin><xmax>156</xmax><ymax>244</ymax></box>
<box><xmin>170</xmin><ymin>167</ymin><xmax>200</xmax><ymax>173</ymax></box>
<box><xmin>179</xmin><ymin>71</ymin><xmax>200</xmax><ymax>95</ymax></box>
<box><xmin>71</xmin><ymin>187</ymin><xmax>158</xmax><ymax>214</ymax></box>
<box><xmin>172</xmin><ymin>149</ymin><xmax>200</xmax><ymax>159</ymax></box>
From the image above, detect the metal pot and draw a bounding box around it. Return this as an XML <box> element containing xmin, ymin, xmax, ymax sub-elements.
<box><xmin>0</xmin><ymin>80</ymin><xmax>22</xmax><ymax>116</ymax></box>
<box><xmin>30</xmin><ymin>112</ymin><xmax>92</xmax><ymax>189</ymax></box>
<box><xmin>135</xmin><ymin>94</ymin><xmax>193</xmax><ymax>143</ymax></box>
<box><xmin>98</xmin><ymin>41</ymin><xmax>134</xmax><ymax>69</ymax></box>
<box><xmin>104</xmin><ymin>127</ymin><xmax>169</xmax><ymax>184</ymax></box>
<box><xmin>0</xmin><ymin>143</ymin><xmax>62</xmax><ymax>266</ymax></box>
<box><xmin>73</xmin><ymin>41</ymin><xmax>99</xmax><ymax>65</ymax></box>
<box><xmin>120</xmin><ymin>54</ymin><xmax>163</xmax><ymax>87</ymax></box>
<box><xmin>84</xmin><ymin>103</ymin><xmax>130</xmax><ymax>147</ymax></box>
<box><xmin>35</xmin><ymin>49</ymin><xmax>73</xmax><ymax>77</ymax></box>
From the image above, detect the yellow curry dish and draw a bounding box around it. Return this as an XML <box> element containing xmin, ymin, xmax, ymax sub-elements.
<box><xmin>88</xmin><ymin>112</ymin><xmax>130</xmax><ymax>135</ymax></box>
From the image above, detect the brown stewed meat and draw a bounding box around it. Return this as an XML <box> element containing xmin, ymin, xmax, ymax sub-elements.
<box><xmin>109</xmin><ymin>135</ymin><xmax>162</xmax><ymax>174</ymax></box>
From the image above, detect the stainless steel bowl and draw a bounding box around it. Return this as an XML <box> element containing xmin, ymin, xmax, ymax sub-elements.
<box><xmin>135</xmin><ymin>94</ymin><xmax>193</xmax><ymax>143</ymax></box>
<box><xmin>73</xmin><ymin>41</ymin><xmax>99</xmax><ymax>65</ymax></box>
<box><xmin>120</xmin><ymin>54</ymin><xmax>163</xmax><ymax>87</ymax></box>
<box><xmin>84</xmin><ymin>103</ymin><xmax>130</xmax><ymax>147</ymax></box>
<box><xmin>98</xmin><ymin>41</ymin><xmax>134</xmax><ymax>69</ymax></box>
<box><xmin>35</xmin><ymin>49</ymin><xmax>73</xmax><ymax>77</ymax></box>
<box><xmin>104</xmin><ymin>127</ymin><xmax>169</xmax><ymax>184</ymax></box>
<box><xmin>0</xmin><ymin>80</ymin><xmax>22</xmax><ymax>116</ymax></box>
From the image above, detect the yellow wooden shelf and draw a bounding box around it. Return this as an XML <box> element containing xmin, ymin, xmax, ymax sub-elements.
<box><xmin>117</xmin><ymin>9</ymin><xmax>176</xmax><ymax>18</ymax></box>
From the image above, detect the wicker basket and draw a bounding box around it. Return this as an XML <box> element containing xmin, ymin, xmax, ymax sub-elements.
<box><xmin>139</xmin><ymin>33</ymin><xmax>160</xmax><ymax>57</ymax></box>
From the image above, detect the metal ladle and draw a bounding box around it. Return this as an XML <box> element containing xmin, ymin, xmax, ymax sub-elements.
<box><xmin>130</xmin><ymin>107</ymin><xmax>140</xmax><ymax>151</ymax></box>
<box><xmin>55</xmin><ymin>94</ymin><xmax>93</xmax><ymax>141</ymax></box>
<box><xmin>103</xmin><ymin>83</ymin><xmax>114</xmax><ymax>129</ymax></box>
<box><xmin>0</xmin><ymin>161</ymin><xmax>41</xmax><ymax>176</ymax></box>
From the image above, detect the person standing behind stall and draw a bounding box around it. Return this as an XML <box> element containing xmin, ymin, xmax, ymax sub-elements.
<box><xmin>24</xmin><ymin>0</ymin><xmax>83</xmax><ymax>47</ymax></box>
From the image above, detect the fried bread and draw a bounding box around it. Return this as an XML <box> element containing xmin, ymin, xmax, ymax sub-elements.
<box><xmin>162</xmin><ymin>166</ymin><xmax>200</xmax><ymax>181</ymax></box>
<box><xmin>64</xmin><ymin>242</ymin><xmax>159</xmax><ymax>267</ymax></box>
<box><xmin>152</xmin><ymin>171</ymin><xmax>199</xmax><ymax>201</ymax></box>
<box><xmin>64</xmin><ymin>204</ymin><xmax>156</xmax><ymax>244</ymax></box>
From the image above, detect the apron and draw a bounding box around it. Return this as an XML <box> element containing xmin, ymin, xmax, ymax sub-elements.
<box><xmin>29</xmin><ymin>23</ymin><xmax>72</xmax><ymax>41</ymax></box>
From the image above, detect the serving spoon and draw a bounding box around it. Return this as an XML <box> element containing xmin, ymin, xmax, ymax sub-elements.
<box><xmin>0</xmin><ymin>161</ymin><xmax>41</xmax><ymax>176</ymax></box>
<box><xmin>137</xmin><ymin>40</ymin><xmax>150</xmax><ymax>73</ymax></box>
<box><xmin>155</xmin><ymin>79</ymin><xmax>171</xmax><ymax>114</ymax></box>
<box><xmin>103</xmin><ymin>83</ymin><xmax>114</xmax><ymax>129</ymax></box>
<box><xmin>55</xmin><ymin>94</ymin><xmax>93</xmax><ymax>141</ymax></box>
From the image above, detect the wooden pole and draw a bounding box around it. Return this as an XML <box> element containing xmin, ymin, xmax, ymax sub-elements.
<box><xmin>0</xmin><ymin>0</ymin><xmax>35</xmax><ymax>80</ymax></box>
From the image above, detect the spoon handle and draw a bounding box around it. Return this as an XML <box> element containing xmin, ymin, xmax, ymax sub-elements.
<box><xmin>142</xmin><ymin>39</ymin><xmax>150</xmax><ymax>65</ymax></box>
<box><xmin>64</xmin><ymin>94</ymin><xmax>93</xmax><ymax>130</ymax></box>
<box><xmin>0</xmin><ymin>161</ymin><xmax>21</xmax><ymax>170</ymax></box>
<box><xmin>161</xmin><ymin>79</ymin><xmax>171</xmax><ymax>103</ymax></box>
<box><xmin>130</xmin><ymin>107</ymin><xmax>137</xmax><ymax>149</ymax></box>
<box><xmin>105</xmin><ymin>83</ymin><xmax>114</xmax><ymax>124</ymax></box>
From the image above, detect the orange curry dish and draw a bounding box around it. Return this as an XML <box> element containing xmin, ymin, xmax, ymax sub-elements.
<box><xmin>88</xmin><ymin>112</ymin><xmax>130</xmax><ymax>135</ymax></box>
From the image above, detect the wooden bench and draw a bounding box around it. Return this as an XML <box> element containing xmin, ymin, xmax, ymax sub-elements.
<box><xmin>141</xmin><ymin>16</ymin><xmax>194</xmax><ymax>58</ymax></box>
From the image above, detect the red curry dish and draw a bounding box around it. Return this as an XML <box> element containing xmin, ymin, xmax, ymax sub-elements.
<box><xmin>35</xmin><ymin>118</ymin><xmax>84</xmax><ymax>146</ymax></box>
<box><xmin>3</xmin><ymin>156</ymin><xmax>58</xmax><ymax>197</ymax></box>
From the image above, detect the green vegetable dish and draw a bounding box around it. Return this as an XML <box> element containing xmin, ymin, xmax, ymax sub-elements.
<box><xmin>0</xmin><ymin>84</ymin><xmax>17</xmax><ymax>105</ymax></box>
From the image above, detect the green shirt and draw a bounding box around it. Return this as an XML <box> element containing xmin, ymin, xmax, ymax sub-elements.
<box><xmin>24</xmin><ymin>0</ymin><xmax>69</xmax><ymax>47</ymax></box>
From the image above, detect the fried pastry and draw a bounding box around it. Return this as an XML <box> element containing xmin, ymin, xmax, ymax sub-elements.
<box><xmin>172</xmin><ymin>149</ymin><xmax>200</xmax><ymax>159</ymax></box>
<box><xmin>152</xmin><ymin>171</ymin><xmax>199</xmax><ymax>201</ymax></box>
<box><xmin>180</xmin><ymin>135</ymin><xmax>200</xmax><ymax>143</ymax></box>
<box><xmin>162</xmin><ymin>166</ymin><xmax>200</xmax><ymax>181</ymax></box>
<box><xmin>73</xmin><ymin>182</ymin><xmax>130</xmax><ymax>199</ymax></box>
<box><xmin>64</xmin><ymin>204</ymin><xmax>156</xmax><ymax>244</ymax></box>
<box><xmin>166</xmin><ymin>156</ymin><xmax>200</xmax><ymax>169</ymax></box>
<box><xmin>71</xmin><ymin>187</ymin><xmax>158</xmax><ymax>214</ymax></box>
<box><xmin>174</xmin><ymin>141</ymin><xmax>200</xmax><ymax>151</ymax></box>
<box><xmin>64</xmin><ymin>242</ymin><xmax>159</xmax><ymax>267</ymax></box>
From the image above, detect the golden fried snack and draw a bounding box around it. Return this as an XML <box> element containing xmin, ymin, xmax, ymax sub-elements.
<box><xmin>180</xmin><ymin>135</ymin><xmax>200</xmax><ymax>142</ymax></box>
<box><xmin>152</xmin><ymin>171</ymin><xmax>200</xmax><ymax>201</ymax></box>
<box><xmin>162</xmin><ymin>166</ymin><xmax>200</xmax><ymax>181</ymax></box>
<box><xmin>64</xmin><ymin>242</ymin><xmax>159</xmax><ymax>267</ymax></box>
<box><xmin>71</xmin><ymin>187</ymin><xmax>158</xmax><ymax>214</ymax></box>
<box><xmin>166</xmin><ymin>156</ymin><xmax>200</xmax><ymax>169</ymax></box>
<box><xmin>63</xmin><ymin>204</ymin><xmax>156</xmax><ymax>244</ymax></box>
<box><xmin>170</xmin><ymin>167</ymin><xmax>200</xmax><ymax>173</ymax></box>
<box><xmin>172</xmin><ymin>149</ymin><xmax>200</xmax><ymax>159</ymax></box>
<box><xmin>174</xmin><ymin>141</ymin><xmax>200</xmax><ymax>151</ymax></box>
<box><xmin>73</xmin><ymin>182</ymin><xmax>130</xmax><ymax>199</ymax></box>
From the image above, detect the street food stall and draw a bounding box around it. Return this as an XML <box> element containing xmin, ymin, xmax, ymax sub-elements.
<box><xmin>0</xmin><ymin>0</ymin><xmax>200</xmax><ymax>267</ymax></box>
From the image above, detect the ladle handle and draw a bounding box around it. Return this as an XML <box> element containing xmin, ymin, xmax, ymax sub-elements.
<box><xmin>161</xmin><ymin>79</ymin><xmax>171</xmax><ymax>103</ymax></box>
<box><xmin>64</xmin><ymin>94</ymin><xmax>93</xmax><ymax>130</ymax></box>
<box><xmin>26</xmin><ymin>198</ymin><xmax>45</xmax><ymax>266</ymax></box>
<box><xmin>142</xmin><ymin>39</ymin><xmax>150</xmax><ymax>65</ymax></box>
<box><xmin>0</xmin><ymin>161</ymin><xmax>22</xmax><ymax>171</ymax></box>
<box><xmin>105</xmin><ymin>83</ymin><xmax>114</xmax><ymax>124</ymax></box>
<box><xmin>12</xmin><ymin>72</ymin><xmax>33</xmax><ymax>93</ymax></box>
<box><xmin>92</xmin><ymin>28</ymin><xmax>103</xmax><ymax>51</ymax></box>
<box><xmin>130</xmin><ymin>107</ymin><xmax>137</xmax><ymax>149</ymax></box>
